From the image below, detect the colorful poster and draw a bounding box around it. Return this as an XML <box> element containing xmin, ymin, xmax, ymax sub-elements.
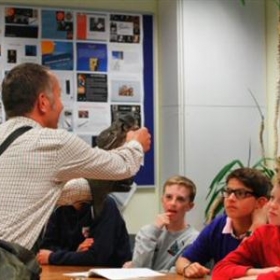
<box><xmin>76</xmin><ymin>42</ymin><xmax>107</xmax><ymax>72</ymax></box>
<box><xmin>41</xmin><ymin>41</ymin><xmax>73</xmax><ymax>70</ymax></box>
<box><xmin>110</xmin><ymin>14</ymin><xmax>141</xmax><ymax>43</ymax></box>
<box><xmin>42</xmin><ymin>9</ymin><xmax>73</xmax><ymax>40</ymax></box>
<box><xmin>77</xmin><ymin>73</ymin><xmax>108</xmax><ymax>102</ymax></box>
<box><xmin>77</xmin><ymin>13</ymin><xmax>108</xmax><ymax>41</ymax></box>
<box><xmin>5</xmin><ymin>7</ymin><xmax>39</xmax><ymax>38</ymax></box>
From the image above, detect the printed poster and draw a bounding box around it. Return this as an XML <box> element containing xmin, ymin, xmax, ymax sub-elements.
<box><xmin>77</xmin><ymin>73</ymin><xmax>108</xmax><ymax>102</ymax></box>
<box><xmin>77</xmin><ymin>12</ymin><xmax>108</xmax><ymax>41</ymax></box>
<box><xmin>5</xmin><ymin>7</ymin><xmax>39</xmax><ymax>38</ymax></box>
<box><xmin>110</xmin><ymin>14</ymin><xmax>141</xmax><ymax>44</ymax></box>
<box><xmin>41</xmin><ymin>40</ymin><xmax>73</xmax><ymax>70</ymax></box>
<box><xmin>76</xmin><ymin>42</ymin><xmax>107</xmax><ymax>72</ymax></box>
<box><xmin>42</xmin><ymin>9</ymin><xmax>73</xmax><ymax>40</ymax></box>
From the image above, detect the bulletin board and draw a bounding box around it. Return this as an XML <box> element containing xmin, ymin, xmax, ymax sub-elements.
<box><xmin>0</xmin><ymin>6</ymin><xmax>155</xmax><ymax>186</ymax></box>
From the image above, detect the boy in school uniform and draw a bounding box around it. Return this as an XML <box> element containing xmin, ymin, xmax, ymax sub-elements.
<box><xmin>212</xmin><ymin>177</ymin><xmax>280</xmax><ymax>280</ymax></box>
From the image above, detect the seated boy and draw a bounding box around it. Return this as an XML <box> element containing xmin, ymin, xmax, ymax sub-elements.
<box><xmin>37</xmin><ymin>196</ymin><xmax>131</xmax><ymax>267</ymax></box>
<box><xmin>212</xmin><ymin>177</ymin><xmax>280</xmax><ymax>280</ymax></box>
<box><xmin>176</xmin><ymin>167</ymin><xmax>272</xmax><ymax>278</ymax></box>
<box><xmin>123</xmin><ymin>175</ymin><xmax>199</xmax><ymax>271</ymax></box>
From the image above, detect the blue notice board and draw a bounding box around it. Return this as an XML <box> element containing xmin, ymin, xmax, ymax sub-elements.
<box><xmin>134</xmin><ymin>15</ymin><xmax>154</xmax><ymax>186</ymax></box>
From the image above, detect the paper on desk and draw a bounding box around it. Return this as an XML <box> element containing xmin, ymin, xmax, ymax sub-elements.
<box><xmin>64</xmin><ymin>268</ymin><xmax>165</xmax><ymax>279</ymax></box>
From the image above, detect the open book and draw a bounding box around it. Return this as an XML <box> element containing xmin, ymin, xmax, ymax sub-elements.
<box><xmin>64</xmin><ymin>268</ymin><xmax>165</xmax><ymax>279</ymax></box>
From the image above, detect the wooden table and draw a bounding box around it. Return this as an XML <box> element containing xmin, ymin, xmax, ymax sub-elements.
<box><xmin>41</xmin><ymin>266</ymin><xmax>91</xmax><ymax>280</ymax></box>
<box><xmin>41</xmin><ymin>265</ymin><xmax>210</xmax><ymax>280</ymax></box>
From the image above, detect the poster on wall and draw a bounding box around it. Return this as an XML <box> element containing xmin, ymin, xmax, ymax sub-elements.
<box><xmin>2</xmin><ymin>39</ymin><xmax>40</xmax><ymax>69</ymax></box>
<box><xmin>41</xmin><ymin>40</ymin><xmax>74</xmax><ymax>70</ymax></box>
<box><xmin>109</xmin><ymin>44</ymin><xmax>143</xmax><ymax>73</ymax></box>
<box><xmin>41</xmin><ymin>9</ymin><xmax>73</xmax><ymax>40</ymax></box>
<box><xmin>110</xmin><ymin>76</ymin><xmax>142</xmax><ymax>103</ymax></box>
<box><xmin>4</xmin><ymin>7</ymin><xmax>39</xmax><ymax>38</ymax></box>
<box><xmin>76</xmin><ymin>42</ymin><xmax>107</xmax><ymax>72</ymax></box>
<box><xmin>77</xmin><ymin>12</ymin><xmax>108</xmax><ymax>41</ymax></box>
<box><xmin>75</xmin><ymin>102</ymin><xmax>111</xmax><ymax>135</ymax></box>
<box><xmin>110</xmin><ymin>14</ymin><xmax>141</xmax><ymax>44</ymax></box>
<box><xmin>77</xmin><ymin>72</ymin><xmax>108</xmax><ymax>102</ymax></box>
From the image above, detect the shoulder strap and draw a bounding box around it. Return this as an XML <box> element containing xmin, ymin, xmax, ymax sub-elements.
<box><xmin>0</xmin><ymin>126</ymin><xmax>32</xmax><ymax>156</ymax></box>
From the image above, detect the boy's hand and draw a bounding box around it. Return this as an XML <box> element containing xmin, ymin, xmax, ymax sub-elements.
<box><xmin>183</xmin><ymin>262</ymin><xmax>210</xmax><ymax>278</ymax></box>
<box><xmin>250</xmin><ymin>203</ymin><xmax>268</xmax><ymax>232</ymax></box>
<box><xmin>155</xmin><ymin>213</ymin><xmax>171</xmax><ymax>229</ymax></box>
<box><xmin>37</xmin><ymin>249</ymin><xmax>52</xmax><ymax>265</ymax></box>
<box><xmin>77</xmin><ymin>238</ymin><xmax>94</xmax><ymax>252</ymax></box>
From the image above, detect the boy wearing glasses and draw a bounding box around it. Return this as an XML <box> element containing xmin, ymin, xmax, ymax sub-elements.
<box><xmin>212</xmin><ymin>178</ymin><xmax>280</xmax><ymax>280</ymax></box>
<box><xmin>176</xmin><ymin>167</ymin><xmax>272</xmax><ymax>278</ymax></box>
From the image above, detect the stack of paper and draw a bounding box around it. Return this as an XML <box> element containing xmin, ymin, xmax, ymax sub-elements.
<box><xmin>64</xmin><ymin>268</ymin><xmax>165</xmax><ymax>279</ymax></box>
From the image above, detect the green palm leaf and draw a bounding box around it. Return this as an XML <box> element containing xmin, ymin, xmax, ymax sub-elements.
<box><xmin>206</xmin><ymin>159</ymin><xmax>244</xmax><ymax>199</ymax></box>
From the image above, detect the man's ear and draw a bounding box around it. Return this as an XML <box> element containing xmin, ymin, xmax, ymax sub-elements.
<box><xmin>37</xmin><ymin>93</ymin><xmax>49</xmax><ymax>113</ymax></box>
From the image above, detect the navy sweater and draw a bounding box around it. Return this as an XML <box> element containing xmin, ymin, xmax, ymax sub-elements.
<box><xmin>181</xmin><ymin>214</ymin><xmax>241</xmax><ymax>265</ymax></box>
<box><xmin>40</xmin><ymin>197</ymin><xmax>131</xmax><ymax>266</ymax></box>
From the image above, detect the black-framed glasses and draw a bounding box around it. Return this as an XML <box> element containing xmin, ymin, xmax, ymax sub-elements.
<box><xmin>221</xmin><ymin>188</ymin><xmax>256</xmax><ymax>200</ymax></box>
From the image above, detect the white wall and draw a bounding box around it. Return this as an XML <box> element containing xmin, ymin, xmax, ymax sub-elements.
<box><xmin>266</xmin><ymin>1</ymin><xmax>279</xmax><ymax>158</ymax></box>
<box><xmin>159</xmin><ymin>0</ymin><xmax>267</xmax><ymax>230</ymax></box>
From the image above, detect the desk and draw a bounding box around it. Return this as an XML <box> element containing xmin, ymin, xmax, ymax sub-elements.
<box><xmin>41</xmin><ymin>266</ymin><xmax>211</xmax><ymax>280</ymax></box>
<box><xmin>41</xmin><ymin>266</ymin><xmax>91</xmax><ymax>280</ymax></box>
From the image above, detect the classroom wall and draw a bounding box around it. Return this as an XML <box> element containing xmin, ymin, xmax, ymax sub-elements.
<box><xmin>266</xmin><ymin>1</ymin><xmax>279</xmax><ymax>158</ymax></box>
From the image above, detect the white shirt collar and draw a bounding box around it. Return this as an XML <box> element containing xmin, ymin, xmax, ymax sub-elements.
<box><xmin>222</xmin><ymin>216</ymin><xmax>246</xmax><ymax>240</ymax></box>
